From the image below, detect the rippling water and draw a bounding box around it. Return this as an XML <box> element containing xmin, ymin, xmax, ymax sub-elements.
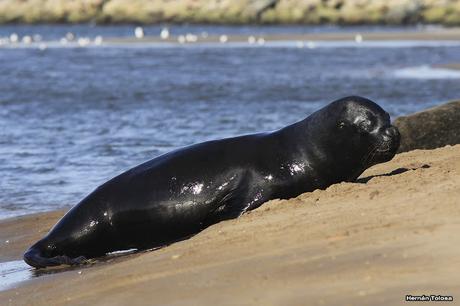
<box><xmin>1</xmin><ymin>25</ymin><xmax>460</xmax><ymax>219</ymax></box>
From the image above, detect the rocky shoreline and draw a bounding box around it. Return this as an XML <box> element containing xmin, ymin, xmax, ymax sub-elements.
<box><xmin>1</xmin><ymin>0</ymin><xmax>460</xmax><ymax>25</ymax></box>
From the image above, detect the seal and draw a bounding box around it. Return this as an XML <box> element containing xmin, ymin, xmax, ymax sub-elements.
<box><xmin>24</xmin><ymin>96</ymin><xmax>400</xmax><ymax>268</ymax></box>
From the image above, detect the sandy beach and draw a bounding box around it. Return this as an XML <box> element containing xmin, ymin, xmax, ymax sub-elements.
<box><xmin>1</xmin><ymin>144</ymin><xmax>459</xmax><ymax>305</ymax></box>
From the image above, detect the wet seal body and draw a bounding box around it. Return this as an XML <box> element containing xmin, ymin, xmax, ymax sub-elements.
<box><xmin>24</xmin><ymin>96</ymin><xmax>400</xmax><ymax>268</ymax></box>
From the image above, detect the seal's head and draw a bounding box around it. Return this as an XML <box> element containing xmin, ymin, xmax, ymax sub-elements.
<box><xmin>310</xmin><ymin>96</ymin><xmax>400</xmax><ymax>181</ymax></box>
<box><xmin>335</xmin><ymin>96</ymin><xmax>400</xmax><ymax>165</ymax></box>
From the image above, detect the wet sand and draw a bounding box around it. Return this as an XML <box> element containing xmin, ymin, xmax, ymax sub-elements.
<box><xmin>0</xmin><ymin>210</ymin><xmax>66</xmax><ymax>262</ymax></box>
<box><xmin>437</xmin><ymin>63</ymin><xmax>460</xmax><ymax>70</ymax></box>
<box><xmin>1</xmin><ymin>144</ymin><xmax>459</xmax><ymax>305</ymax></box>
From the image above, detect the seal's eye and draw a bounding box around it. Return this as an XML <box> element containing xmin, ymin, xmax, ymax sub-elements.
<box><xmin>338</xmin><ymin>122</ymin><xmax>346</xmax><ymax>129</ymax></box>
<box><xmin>358</xmin><ymin>119</ymin><xmax>372</xmax><ymax>131</ymax></box>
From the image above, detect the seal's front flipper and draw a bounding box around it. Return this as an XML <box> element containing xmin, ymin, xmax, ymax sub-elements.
<box><xmin>50</xmin><ymin>255</ymin><xmax>88</xmax><ymax>266</ymax></box>
<box><xmin>202</xmin><ymin>171</ymin><xmax>260</xmax><ymax>225</ymax></box>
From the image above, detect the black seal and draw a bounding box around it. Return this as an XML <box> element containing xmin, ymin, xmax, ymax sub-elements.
<box><xmin>24</xmin><ymin>96</ymin><xmax>400</xmax><ymax>268</ymax></box>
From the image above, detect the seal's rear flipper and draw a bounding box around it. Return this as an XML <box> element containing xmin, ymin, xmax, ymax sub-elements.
<box><xmin>23</xmin><ymin>247</ymin><xmax>87</xmax><ymax>268</ymax></box>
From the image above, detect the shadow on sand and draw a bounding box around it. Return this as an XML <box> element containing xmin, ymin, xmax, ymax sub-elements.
<box><xmin>357</xmin><ymin>164</ymin><xmax>430</xmax><ymax>184</ymax></box>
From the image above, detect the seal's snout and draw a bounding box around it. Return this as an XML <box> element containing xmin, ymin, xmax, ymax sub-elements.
<box><xmin>383</xmin><ymin>125</ymin><xmax>400</xmax><ymax>141</ymax></box>
<box><xmin>386</xmin><ymin>125</ymin><xmax>400</xmax><ymax>151</ymax></box>
<box><xmin>376</xmin><ymin>125</ymin><xmax>400</xmax><ymax>157</ymax></box>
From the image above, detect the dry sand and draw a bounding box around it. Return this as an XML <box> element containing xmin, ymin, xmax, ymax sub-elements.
<box><xmin>1</xmin><ymin>144</ymin><xmax>459</xmax><ymax>306</ymax></box>
<box><xmin>437</xmin><ymin>63</ymin><xmax>460</xmax><ymax>71</ymax></box>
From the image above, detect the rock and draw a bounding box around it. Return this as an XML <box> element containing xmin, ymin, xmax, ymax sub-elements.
<box><xmin>249</xmin><ymin>0</ymin><xmax>278</xmax><ymax>20</ymax></box>
<box><xmin>421</xmin><ymin>6</ymin><xmax>449</xmax><ymax>23</ymax></box>
<box><xmin>1</xmin><ymin>0</ymin><xmax>460</xmax><ymax>27</ymax></box>
<box><xmin>385</xmin><ymin>0</ymin><xmax>423</xmax><ymax>24</ymax></box>
<box><xmin>394</xmin><ymin>100</ymin><xmax>460</xmax><ymax>153</ymax></box>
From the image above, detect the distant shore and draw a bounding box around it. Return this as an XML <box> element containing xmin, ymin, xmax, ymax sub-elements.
<box><xmin>103</xmin><ymin>27</ymin><xmax>460</xmax><ymax>44</ymax></box>
<box><xmin>3</xmin><ymin>27</ymin><xmax>460</xmax><ymax>48</ymax></box>
<box><xmin>1</xmin><ymin>0</ymin><xmax>460</xmax><ymax>26</ymax></box>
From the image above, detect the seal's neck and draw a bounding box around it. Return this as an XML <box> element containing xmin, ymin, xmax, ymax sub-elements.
<box><xmin>276</xmin><ymin>115</ymin><xmax>365</xmax><ymax>185</ymax></box>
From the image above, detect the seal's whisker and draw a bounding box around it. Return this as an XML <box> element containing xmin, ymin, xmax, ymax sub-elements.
<box><xmin>361</xmin><ymin>142</ymin><xmax>381</xmax><ymax>166</ymax></box>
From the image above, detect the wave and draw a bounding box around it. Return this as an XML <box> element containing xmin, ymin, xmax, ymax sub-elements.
<box><xmin>393</xmin><ymin>65</ymin><xmax>460</xmax><ymax>79</ymax></box>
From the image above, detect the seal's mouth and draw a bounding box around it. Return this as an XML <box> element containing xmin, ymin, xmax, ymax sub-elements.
<box><xmin>376</xmin><ymin>141</ymin><xmax>394</xmax><ymax>153</ymax></box>
<box><xmin>375</xmin><ymin>140</ymin><xmax>398</xmax><ymax>160</ymax></box>
<box><xmin>363</xmin><ymin>125</ymin><xmax>400</xmax><ymax>166</ymax></box>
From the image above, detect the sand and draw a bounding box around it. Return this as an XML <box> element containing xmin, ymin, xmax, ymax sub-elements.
<box><xmin>0</xmin><ymin>210</ymin><xmax>67</xmax><ymax>263</ymax></box>
<box><xmin>1</xmin><ymin>144</ymin><xmax>459</xmax><ymax>305</ymax></box>
<box><xmin>437</xmin><ymin>63</ymin><xmax>460</xmax><ymax>71</ymax></box>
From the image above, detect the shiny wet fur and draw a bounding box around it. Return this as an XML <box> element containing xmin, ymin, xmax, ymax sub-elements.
<box><xmin>24</xmin><ymin>96</ymin><xmax>400</xmax><ymax>268</ymax></box>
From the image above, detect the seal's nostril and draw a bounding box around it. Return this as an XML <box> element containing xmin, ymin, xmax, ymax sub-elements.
<box><xmin>385</xmin><ymin>128</ymin><xmax>392</xmax><ymax>137</ymax></box>
<box><xmin>384</xmin><ymin>126</ymin><xmax>399</xmax><ymax>138</ymax></box>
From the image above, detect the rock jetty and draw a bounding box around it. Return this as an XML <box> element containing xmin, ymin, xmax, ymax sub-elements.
<box><xmin>1</xmin><ymin>0</ymin><xmax>460</xmax><ymax>25</ymax></box>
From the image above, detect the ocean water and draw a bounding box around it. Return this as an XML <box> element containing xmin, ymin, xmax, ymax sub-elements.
<box><xmin>1</xmin><ymin>24</ymin><xmax>460</xmax><ymax>219</ymax></box>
